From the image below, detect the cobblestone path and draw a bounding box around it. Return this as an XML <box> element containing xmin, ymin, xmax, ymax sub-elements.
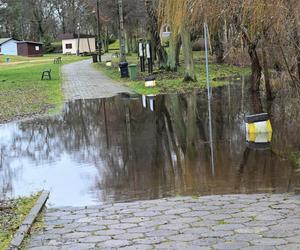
<box><xmin>28</xmin><ymin>193</ymin><xmax>300</xmax><ymax>249</ymax></box>
<box><xmin>62</xmin><ymin>59</ymin><xmax>132</xmax><ymax>100</ymax></box>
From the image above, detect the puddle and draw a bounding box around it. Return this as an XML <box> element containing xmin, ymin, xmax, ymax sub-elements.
<box><xmin>1</xmin><ymin>79</ymin><xmax>300</xmax><ymax>206</ymax></box>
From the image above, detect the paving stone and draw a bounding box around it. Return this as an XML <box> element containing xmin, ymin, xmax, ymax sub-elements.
<box><xmin>168</xmin><ymin>233</ymin><xmax>200</xmax><ymax>242</ymax></box>
<box><xmin>62</xmin><ymin>236</ymin><xmax>97</xmax><ymax>248</ymax></box>
<box><xmin>29</xmin><ymin>247</ymin><xmax>61</xmax><ymax>250</ymax></box>
<box><xmin>284</xmin><ymin>244</ymin><xmax>300</xmax><ymax>250</ymax></box>
<box><xmin>235</xmin><ymin>227</ymin><xmax>269</xmax><ymax>234</ymax></box>
<box><xmin>133</xmin><ymin>236</ymin><xmax>166</xmax><ymax>245</ymax></box>
<box><xmin>286</xmin><ymin>236</ymin><xmax>300</xmax><ymax>244</ymax></box>
<box><xmin>75</xmin><ymin>225</ymin><xmax>106</xmax><ymax>232</ymax></box>
<box><xmin>101</xmin><ymin>239</ymin><xmax>131</xmax><ymax>248</ymax></box>
<box><xmin>133</xmin><ymin>210</ymin><xmax>162</xmax><ymax>217</ymax></box>
<box><xmin>241</xmin><ymin>246</ymin><xmax>276</xmax><ymax>250</ymax></box>
<box><xmin>201</xmin><ymin>230</ymin><xmax>235</xmax><ymax>238</ymax></box>
<box><xmin>181</xmin><ymin>211</ymin><xmax>212</xmax><ymax>217</ymax></box>
<box><xmin>212</xmin><ymin>224</ymin><xmax>244</xmax><ymax>231</ymax></box>
<box><xmin>78</xmin><ymin>235</ymin><xmax>111</xmax><ymax>243</ymax></box>
<box><xmin>251</xmin><ymin>238</ymin><xmax>287</xmax><ymax>246</ymax></box>
<box><xmin>213</xmin><ymin>241</ymin><xmax>249</xmax><ymax>249</ymax></box>
<box><xmin>180</xmin><ymin>227</ymin><xmax>210</xmax><ymax>235</ymax></box>
<box><xmin>159</xmin><ymin>223</ymin><xmax>190</xmax><ymax>230</ymax></box>
<box><xmin>113</xmin><ymin>233</ymin><xmax>144</xmax><ymax>240</ymax></box>
<box><xmin>62</xmin><ymin>232</ymin><xmax>90</xmax><ymax>239</ymax></box>
<box><xmin>27</xmin><ymin>194</ymin><xmax>300</xmax><ymax>249</ymax></box>
<box><xmin>262</xmin><ymin>229</ymin><xmax>297</xmax><ymax>238</ymax></box>
<box><xmin>94</xmin><ymin>229</ymin><xmax>126</xmax><ymax>236</ymax></box>
<box><xmin>110</xmin><ymin>223</ymin><xmax>137</xmax><ymax>229</ymax></box>
<box><xmin>146</xmin><ymin>229</ymin><xmax>178</xmax><ymax>237</ymax></box>
<box><xmin>127</xmin><ymin>226</ymin><xmax>156</xmax><ymax>234</ymax></box>
<box><xmin>230</xmin><ymin>233</ymin><xmax>262</xmax><ymax>241</ymax></box>
<box><xmin>119</xmin><ymin>244</ymin><xmax>153</xmax><ymax>250</ymax></box>
<box><xmin>164</xmin><ymin>208</ymin><xmax>191</xmax><ymax>215</ymax></box>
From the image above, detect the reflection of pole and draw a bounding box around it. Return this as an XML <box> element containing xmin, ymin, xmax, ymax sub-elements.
<box><xmin>204</xmin><ymin>22</ymin><xmax>215</xmax><ymax>176</ymax></box>
<box><xmin>96</xmin><ymin>0</ymin><xmax>102</xmax><ymax>62</ymax></box>
<box><xmin>103</xmin><ymin>100</ymin><xmax>109</xmax><ymax>149</ymax></box>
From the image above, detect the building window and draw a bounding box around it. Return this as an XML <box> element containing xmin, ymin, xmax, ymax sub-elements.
<box><xmin>35</xmin><ymin>46</ymin><xmax>40</xmax><ymax>51</ymax></box>
<box><xmin>66</xmin><ymin>44</ymin><xmax>72</xmax><ymax>49</ymax></box>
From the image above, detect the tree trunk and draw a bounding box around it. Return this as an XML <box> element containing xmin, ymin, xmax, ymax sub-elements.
<box><xmin>212</xmin><ymin>31</ymin><xmax>224</xmax><ymax>64</ymax></box>
<box><xmin>144</xmin><ymin>0</ymin><xmax>168</xmax><ymax>68</ymax></box>
<box><xmin>242</xmin><ymin>29</ymin><xmax>261</xmax><ymax>92</ymax></box>
<box><xmin>181</xmin><ymin>28</ymin><xmax>196</xmax><ymax>82</ymax></box>
<box><xmin>118</xmin><ymin>0</ymin><xmax>126</xmax><ymax>62</ymax></box>
<box><xmin>175</xmin><ymin>36</ymin><xmax>181</xmax><ymax>66</ymax></box>
<box><xmin>262</xmin><ymin>38</ymin><xmax>273</xmax><ymax>100</ymax></box>
<box><xmin>167</xmin><ymin>34</ymin><xmax>177</xmax><ymax>71</ymax></box>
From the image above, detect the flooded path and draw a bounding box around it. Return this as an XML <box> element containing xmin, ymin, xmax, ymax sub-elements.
<box><xmin>1</xmin><ymin>79</ymin><xmax>300</xmax><ymax>207</ymax></box>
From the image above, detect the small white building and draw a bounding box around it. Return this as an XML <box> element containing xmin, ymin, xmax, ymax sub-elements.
<box><xmin>61</xmin><ymin>34</ymin><xmax>96</xmax><ymax>55</ymax></box>
<box><xmin>0</xmin><ymin>38</ymin><xmax>19</xmax><ymax>55</ymax></box>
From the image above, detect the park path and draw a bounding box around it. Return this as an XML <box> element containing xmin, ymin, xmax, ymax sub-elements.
<box><xmin>28</xmin><ymin>193</ymin><xmax>300</xmax><ymax>249</ymax></box>
<box><xmin>62</xmin><ymin>59</ymin><xmax>132</xmax><ymax>100</ymax></box>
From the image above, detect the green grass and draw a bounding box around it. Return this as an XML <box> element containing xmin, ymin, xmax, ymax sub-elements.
<box><xmin>109</xmin><ymin>39</ymin><xmax>120</xmax><ymax>50</ymax></box>
<box><xmin>0</xmin><ymin>193</ymin><xmax>40</xmax><ymax>250</ymax></box>
<box><xmin>94</xmin><ymin>52</ymin><xmax>250</xmax><ymax>95</ymax></box>
<box><xmin>0</xmin><ymin>54</ymin><xmax>89</xmax><ymax>122</ymax></box>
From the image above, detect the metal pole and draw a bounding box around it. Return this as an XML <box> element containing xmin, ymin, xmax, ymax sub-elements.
<box><xmin>96</xmin><ymin>0</ymin><xmax>102</xmax><ymax>62</ymax></box>
<box><xmin>77</xmin><ymin>21</ymin><xmax>81</xmax><ymax>56</ymax></box>
<box><xmin>204</xmin><ymin>22</ymin><xmax>215</xmax><ymax>176</ymax></box>
<box><xmin>118</xmin><ymin>0</ymin><xmax>126</xmax><ymax>62</ymax></box>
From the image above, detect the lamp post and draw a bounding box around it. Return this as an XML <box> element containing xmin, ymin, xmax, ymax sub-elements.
<box><xmin>96</xmin><ymin>0</ymin><xmax>102</xmax><ymax>62</ymax></box>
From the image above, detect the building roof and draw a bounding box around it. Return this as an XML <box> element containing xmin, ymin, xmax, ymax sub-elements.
<box><xmin>0</xmin><ymin>38</ymin><xmax>15</xmax><ymax>45</ymax></box>
<box><xmin>58</xmin><ymin>33</ymin><xmax>95</xmax><ymax>40</ymax></box>
<box><xmin>17</xmin><ymin>41</ymin><xmax>43</xmax><ymax>45</ymax></box>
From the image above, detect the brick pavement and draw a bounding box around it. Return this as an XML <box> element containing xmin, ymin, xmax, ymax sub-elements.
<box><xmin>28</xmin><ymin>193</ymin><xmax>300</xmax><ymax>250</ymax></box>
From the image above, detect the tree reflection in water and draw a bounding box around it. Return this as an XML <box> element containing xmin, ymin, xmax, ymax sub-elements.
<box><xmin>1</xmin><ymin>80</ymin><xmax>300</xmax><ymax>205</ymax></box>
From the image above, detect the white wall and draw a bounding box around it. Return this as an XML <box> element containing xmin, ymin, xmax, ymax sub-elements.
<box><xmin>62</xmin><ymin>38</ymin><xmax>96</xmax><ymax>54</ymax></box>
<box><xmin>0</xmin><ymin>39</ymin><xmax>18</xmax><ymax>56</ymax></box>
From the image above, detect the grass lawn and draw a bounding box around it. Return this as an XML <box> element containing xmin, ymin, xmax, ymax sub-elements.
<box><xmin>0</xmin><ymin>193</ymin><xmax>40</xmax><ymax>250</ymax></box>
<box><xmin>0</xmin><ymin>54</ymin><xmax>89</xmax><ymax>123</ymax></box>
<box><xmin>95</xmin><ymin>52</ymin><xmax>250</xmax><ymax>95</ymax></box>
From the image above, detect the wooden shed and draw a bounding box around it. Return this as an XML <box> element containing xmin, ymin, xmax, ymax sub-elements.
<box><xmin>17</xmin><ymin>41</ymin><xmax>43</xmax><ymax>57</ymax></box>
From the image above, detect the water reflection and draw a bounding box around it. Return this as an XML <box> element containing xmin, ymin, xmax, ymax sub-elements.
<box><xmin>1</xmin><ymin>81</ymin><xmax>300</xmax><ymax>206</ymax></box>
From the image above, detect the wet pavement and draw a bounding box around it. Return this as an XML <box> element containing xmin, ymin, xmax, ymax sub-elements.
<box><xmin>62</xmin><ymin>59</ymin><xmax>132</xmax><ymax>100</ymax></box>
<box><xmin>1</xmin><ymin>79</ymin><xmax>300</xmax><ymax>206</ymax></box>
<box><xmin>28</xmin><ymin>193</ymin><xmax>300</xmax><ymax>249</ymax></box>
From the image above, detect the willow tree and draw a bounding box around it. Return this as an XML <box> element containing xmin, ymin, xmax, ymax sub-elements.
<box><xmin>145</xmin><ymin>0</ymin><xmax>168</xmax><ymax>68</ymax></box>
<box><xmin>159</xmin><ymin>0</ymin><xmax>196</xmax><ymax>81</ymax></box>
<box><xmin>224</xmin><ymin>0</ymin><xmax>284</xmax><ymax>94</ymax></box>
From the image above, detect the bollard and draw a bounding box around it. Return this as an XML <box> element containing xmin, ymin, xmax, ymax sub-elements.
<box><xmin>245</xmin><ymin>113</ymin><xmax>272</xmax><ymax>149</ymax></box>
<box><xmin>145</xmin><ymin>75</ymin><xmax>156</xmax><ymax>87</ymax></box>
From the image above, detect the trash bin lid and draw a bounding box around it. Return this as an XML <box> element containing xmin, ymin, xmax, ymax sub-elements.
<box><xmin>129</xmin><ymin>64</ymin><xmax>137</xmax><ymax>67</ymax></box>
<box><xmin>145</xmin><ymin>75</ymin><xmax>156</xmax><ymax>81</ymax></box>
<box><xmin>119</xmin><ymin>62</ymin><xmax>128</xmax><ymax>67</ymax></box>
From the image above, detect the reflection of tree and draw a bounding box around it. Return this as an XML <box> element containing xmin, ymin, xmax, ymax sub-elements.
<box><xmin>1</xmin><ymin>84</ymin><xmax>300</xmax><ymax>202</ymax></box>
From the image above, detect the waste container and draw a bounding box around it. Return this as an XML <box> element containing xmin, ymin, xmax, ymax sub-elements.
<box><xmin>128</xmin><ymin>64</ymin><xmax>138</xmax><ymax>80</ymax></box>
<box><xmin>5</xmin><ymin>58</ymin><xmax>10</xmax><ymax>63</ymax></box>
<box><xmin>119</xmin><ymin>62</ymin><xmax>129</xmax><ymax>78</ymax></box>
<box><xmin>92</xmin><ymin>54</ymin><xmax>98</xmax><ymax>63</ymax></box>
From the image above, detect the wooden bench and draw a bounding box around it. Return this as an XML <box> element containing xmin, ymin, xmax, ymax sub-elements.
<box><xmin>41</xmin><ymin>69</ymin><xmax>51</xmax><ymax>80</ymax></box>
<box><xmin>53</xmin><ymin>57</ymin><xmax>62</xmax><ymax>64</ymax></box>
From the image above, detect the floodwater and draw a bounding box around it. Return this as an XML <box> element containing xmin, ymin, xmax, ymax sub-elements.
<box><xmin>1</xmin><ymin>78</ymin><xmax>300</xmax><ymax>207</ymax></box>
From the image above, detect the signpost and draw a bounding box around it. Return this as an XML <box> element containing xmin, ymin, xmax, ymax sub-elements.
<box><xmin>146</xmin><ymin>42</ymin><xmax>153</xmax><ymax>74</ymax></box>
<box><xmin>139</xmin><ymin>41</ymin><xmax>145</xmax><ymax>72</ymax></box>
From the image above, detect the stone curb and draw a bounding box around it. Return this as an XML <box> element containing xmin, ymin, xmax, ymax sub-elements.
<box><xmin>9</xmin><ymin>191</ymin><xmax>50</xmax><ymax>250</ymax></box>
